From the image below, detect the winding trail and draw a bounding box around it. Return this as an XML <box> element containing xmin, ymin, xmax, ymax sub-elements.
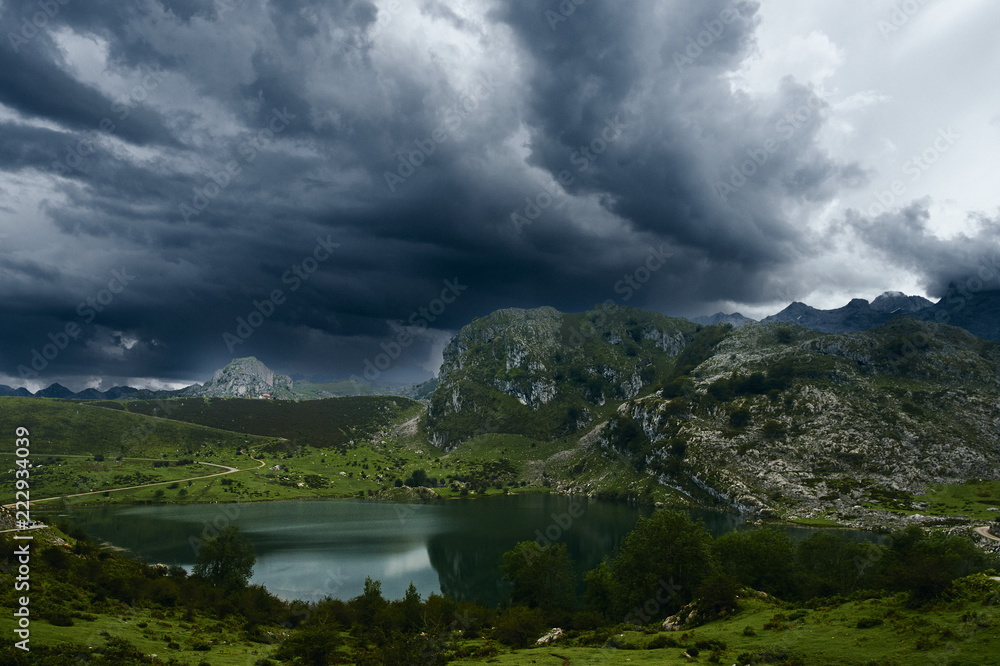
<box><xmin>974</xmin><ymin>525</ymin><xmax>1000</xmax><ymax>542</ymax></box>
<box><xmin>1</xmin><ymin>451</ymin><xmax>266</xmax><ymax>510</ymax></box>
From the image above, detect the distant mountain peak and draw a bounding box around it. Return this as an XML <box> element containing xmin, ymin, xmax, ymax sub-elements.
<box><xmin>35</xmin><ymin>382</ymin><xmax>75</xmax><ymax>398</ymax></box>
<box><xmin>691</xmin><ymin>312</ymin><xmax>755</xmax><ymax>327</ymax></box>
<box><xmin>870</xmin><ymin>291</ymin><xmax>933</xmax><ymax>314</ymax></box>
<box><xmin>183</xmin><ymin>356</ymin><xmax>295</xmax><ymax>399</ymax></box>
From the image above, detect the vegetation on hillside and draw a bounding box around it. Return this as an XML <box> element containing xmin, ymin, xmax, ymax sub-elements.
<box><xmin>2</xmin><ymin>512</ymin><xmax>997</xmax><ymax>664</ymax></box>
<box><xmin>426</xmin><ymin>305</ymin><xmax>699</xmax><ymax>447</ymax></box>
<box><xmin>87</xmin><ymin>396</ymin><xmax>418</xmax><ymax>451</ymax></box>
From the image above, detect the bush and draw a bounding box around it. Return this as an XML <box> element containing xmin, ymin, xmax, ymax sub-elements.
<box><xmin>856</xmin><ymin>616</ymin><xmax>884</xmax><ymax>629</ymax></box>
<box><xmin>761</xmin><ymin>420</ymin><xmax>786</xmax><ymax>439</ymax></box>
<box><xmin>500</xmin><ymin>542</ymin><xmax>576</xmax><ymax>613</ymax></box>
<box><xmin>729</xmin><ymin>409</ymin><xmax>751</xmax><ymax>428</ymax></box>
<box><xmin>695</xmin><ymin>574</ymin><xmax>741</xmax><ymax>617</ymax></box>
<box><xmin>647</xmin><ymin>634</ymin><xmax>678</xmax><ymax>649</ymax></box>
<box><xmin>492</xmin><ymin>606</ymin><xmax>546</xmax><ymax>648</ymax></box>
<box><xmin>47</xmin><ymin>613</ymin><xmax>74</xmax><ymax>626</ymax></box>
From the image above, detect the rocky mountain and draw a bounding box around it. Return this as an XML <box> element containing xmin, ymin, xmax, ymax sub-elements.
<box><xmin>760</xmin><ymin>288</ymin><xmax>1000</xmax><ymax>344</ymax></box>
<box><xmin>603</xmin><ymin>317</ymin><xmax>1000</xmax><ymax>525</ymax></box>
<box><xmin>762</xmin><ymin>291</ymin><xmax>929</xmax><ymax>333</ymax></box>
<box><xmin>180</xmin><ymin>356</ymin><xmax>296</xmax><ymax>399</ymax></box>
<box><xmin>916</xmin><ymin>288</ymin><xmax>1000</xmax><ymax>343</ymax></box>
<box><xmin>869</xmin><ymin>290</ymin><xmax>934</xmax><ymax>314</ymax></box>
<box><xmin>33</xmin><ymin>382</ymin><xmax>76</xmax><ymax>399</ymax></box>
<box><xmin>428</xmin><ymin>305</ymin><xmax>1000</xmax><ymax>528</ymax></box>
<box><xmin>10</xmin><ymin>358</ymin><xmax>434</xmax><ymax>402</ymax></box>
<box><xmin>426</xmin><ymin>305</ymin><xmax>698</xmax><ymax>449</ymax></box>
<box><xmin>691</xmin><ymin>312</ymin><xmax>755</xmax><ymax>327</ymax></box>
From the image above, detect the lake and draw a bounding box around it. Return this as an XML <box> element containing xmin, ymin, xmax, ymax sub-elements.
<box><xmin>42</xmin><ymin>495</ymin><xmax>877</xmax><ymax>605</ymax></box>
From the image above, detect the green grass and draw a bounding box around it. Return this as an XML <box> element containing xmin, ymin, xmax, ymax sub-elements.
<box><xmin>787</xmin><ymin>516</ymin><xmax>843</xmax><ymax>527</ymax></box>
<box><xmin>0</xmin><ymin>454</ymin><xmax>246</xmax><ymax>503</ymax></box>
<box><xmin>0</xmin><ymin>603</ymin><xmax>287</xmax><ymax>664</ymax></box>
<box><xmin>0</xmin><ymin>397</ymin><xmax>273</xmax><ymax>458</ymax></box>
<box><xmin>448</xmin><ymin>583</ymin><xmax>1000</xmax><ymax>665</ymax></box>
<box><xmin>84</xmin><ymin>395</ymin><xmax>420</xmax><ymax>450</ymax></box>
<box><xmin>915</xmin><ymin>480</ymin><xmax>1000</xmax><ymax>520</ymax></box>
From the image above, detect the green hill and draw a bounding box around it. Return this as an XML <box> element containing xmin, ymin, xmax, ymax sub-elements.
<box><xmin>89</xmin><ymin>395</ymin><xmax>420</xmax><ymax>451</ymax></box>
<box><xmin>0</xmin><ymin>397</ymin><xmax>271</xmax><ymax>458</ymax></box>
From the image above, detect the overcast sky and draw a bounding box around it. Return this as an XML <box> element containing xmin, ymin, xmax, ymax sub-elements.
<box><xmin>1</xmin><ymin>0</ymin><xmax>998</xmax><ymax>391</ymax></box>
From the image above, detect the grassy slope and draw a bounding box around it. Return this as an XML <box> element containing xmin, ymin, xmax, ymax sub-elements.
<box><xmin>0</xmin><ymin>397</ymin><xmax>272</xmax><ymax>458</ymax></box>
<box><xmin>84</xmin><ymin>395</ymin><xmax>419</xmax><ymax>449</ymax></box>
<box><xmin>448</xmin><ymin>587</ymin><xmax>1000</xmax><ymax>665</ymax></box>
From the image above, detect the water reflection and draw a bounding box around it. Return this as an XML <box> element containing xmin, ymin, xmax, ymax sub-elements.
<box><xmin>41</xmin><ymin>495</ymin><xmax>878</xmax><ymax>605</ymax></box>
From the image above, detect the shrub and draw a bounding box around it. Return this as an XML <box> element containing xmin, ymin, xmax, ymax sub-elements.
<box><xmin>492</xmin><ymin>606</ymin><xmax>546</xmax><ymax>648</ymax></box>
<box><xmin>730</xmin><ymin>409</ymin><xmax>751</xmax><ymax>428</ymax></box>
<box><xmin>647</xmin><ymin>634</ymin><xmax>678</xmax><ymax>649</ymax></box>
<box><xmin>856</xmin><ymin>617</ymin><xmax>884</xmax><ymax>629</ymax></box>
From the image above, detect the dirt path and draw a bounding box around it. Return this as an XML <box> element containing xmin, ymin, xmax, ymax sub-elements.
<box><xmin>974</xmin><ymin>525</ymin><xmax>1000</xmax><ymax>542</ymax></box>
<box><xmin>2</xmin><ymin>452</ymin><xmax>266</xmax><ymax>509</ymax></box>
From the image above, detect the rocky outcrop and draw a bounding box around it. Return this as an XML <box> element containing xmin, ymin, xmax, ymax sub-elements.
<box><xmin>610</xmin><ymin>319</ymin><xmax>1000</xmax><ymax>521</ymax></box>
<box><xmin>182</xmin><ymin>357</ymin><xmax>295</xmax><ymax>399</ymax></box>
<box><xmin>426</xmin><ymin>305</ymin><xmax>698</xmax><ymax>448</ymax></box>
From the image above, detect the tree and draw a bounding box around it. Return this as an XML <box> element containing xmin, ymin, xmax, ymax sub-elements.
<box><xmin>881</xmin><ymin>526</ymin><xmax>996</xmax><ymax>604</ymax></box>
<box><xmin>589</xmin><ymin>510</ymin><xmax>715</xmax><ymax>621</ymax></box>
<box><xmin>192</xmin><ymin>526</ymin><xmax>256</xmax><ymax>592</ymax></box>
<box><xmin>400</xmin><ymin>581</ymin><xmax>422</xmax><ymax>632</ymax></box>
<box><xmin>500</xmin><ymin>541</ymin><xmax>576</xmax><ymax>613</ymax></box>
<box><xmin>353</xmin><ymin>576</ymin><xmax>388</xmax><ymax>625</ymax></box>
<box><xmin>713</xmin><ymin>528</ymin><xmax>797</xmax><ymax>598</ymax></box>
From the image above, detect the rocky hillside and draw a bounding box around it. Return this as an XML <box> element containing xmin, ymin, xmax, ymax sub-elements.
<box><xmin>603</xmin><ymin>317</ymin><xmax>1000</xmax><ymax>525</ymax></box>
<box><xmin>181</xmin><ymin>356</ymin><xmax>296</xmax><ymax>399</ymax></box>
<box><xmin>425</xmin><ymin>305</ymin><xmax>698</xmax><ymax>449</ymax></box>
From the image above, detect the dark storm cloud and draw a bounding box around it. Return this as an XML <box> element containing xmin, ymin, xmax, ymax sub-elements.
<box><xmin>848</xmin><ymin>202</ymin><xmax>1000</xmax><ymax>298</ymax></box>
<box><xmin>0</xmin><ymin>0</ymin><xmax>867</xmax><ymax>388</ymax></box>
<box><xmin>490</xmin><ymin>1</ymin><xmax>867</xmax><ymax>311</ymax></box>
<box><xmin>0</xmin><ymin>18</ymin><xmax>178</xmax><ymax>149</ymax></box>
